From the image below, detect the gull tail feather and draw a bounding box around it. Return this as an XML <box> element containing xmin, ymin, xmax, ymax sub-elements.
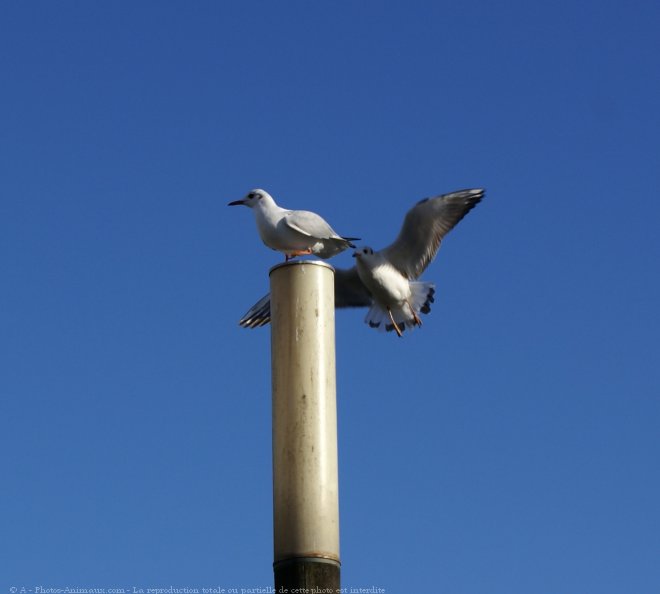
<box><xmin>342</xmin><ymin>236</ymin><xmax>360</xmax><ymax>248</ymax></box>
<box><xmin>411</xmin><ymin>282</ymin><xmax>435</xmax><ymax>317</ymax></box>
<box><xmin>318</xmin><ymin>236</ymin><xmax>360</xmax><ymax>259</ymax></box>
<box><xmin>363</xmin><ymin>282</ymin><xmax>435</xmax><ymax>334</ymax></box>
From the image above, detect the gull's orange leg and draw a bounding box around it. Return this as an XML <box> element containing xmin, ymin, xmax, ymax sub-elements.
<box><xmin>285</xmin><ymin>248</ymin><xmax>314</xmax><ymax>261</ymax></box>
<box><xmin>407</xmin><ymin>300</ymin><xmax>423</xmax><ymax>327</ymax></box>
<box><xmin>387</xmin><ymin>307</ymin><xmax>403</xmax><ymax>337</ymax></box>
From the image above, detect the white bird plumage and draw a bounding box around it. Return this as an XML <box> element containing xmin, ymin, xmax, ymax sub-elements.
<box><xmin>228</xmin><ymin>189</ymin><xmax>359</xmax><ymax>260</ymax></box>
<box><xmin>238</xmin><ymin>188</ymin><xmax>485</xmax><ymax>337</ymax></box>
<box><xmin>352</xmin><ymin>246</ymin><xmax>436</xmax><ymax>336</ymax></box>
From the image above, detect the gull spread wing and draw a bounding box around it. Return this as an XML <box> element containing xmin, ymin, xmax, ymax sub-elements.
<box><xmin>334</xmin><ymin>267</ymin><xmax>372</xmax><ymax>308</ymax></box>
<box><xmin>239</xmin><ymin>293</ymin><xmax>271</xmax><ymax>328</ymax></box>
<box><xmin>239</xmin><ymin>266</ymin><xmax>372</xmax><ymax>328</ymax></box>
<box><xmin>381</xmin><ymin>188</ymin><xmax>484</xmax><ymax>279</ymax></box>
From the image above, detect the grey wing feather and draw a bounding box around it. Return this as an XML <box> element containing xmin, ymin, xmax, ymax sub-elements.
<box><xmin>238</xmin><ymin>266</ymin><xmax>371</xmax><ymax>329</ymax></box>
<box><xmin>239</xmin><ymin>293</ymin><xmax>271</xmax><ymax>328</ymax></box>
<box><xmin>285</xmin><ymin>210</ymin><xmax>337</xmax><ymax>239</ymax></box>
<box><xmin>381</xmin><ymin>188</ymin><xmax>484</xmax><ymax>279</ymax></box>
<box><xmin>334</xmin><ymin>266</ymin><xmax>372</xmax><ymax>308</ymax></box>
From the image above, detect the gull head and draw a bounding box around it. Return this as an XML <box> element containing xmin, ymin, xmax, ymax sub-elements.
<box><xmin>353</xmin><ymin>246</ymin><xmax>375</xmax><ymax>259</ymax></box>
<box><xmin>228</xmin><ymin>188</ymin><xmax>272</xmax><ymax>209</ymax></box>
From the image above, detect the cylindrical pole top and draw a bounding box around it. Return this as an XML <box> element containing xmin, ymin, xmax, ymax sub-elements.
<box><xmin>269</xmin><ymin>259</ymin><xmax>335</xmax><ymax>276</ymax></box>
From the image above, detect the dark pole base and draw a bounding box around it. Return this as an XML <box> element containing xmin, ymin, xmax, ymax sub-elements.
<box><xmin>274</xmin><ymin>557</ymin><xmax>340</xmax><ymax>593</ymax></box>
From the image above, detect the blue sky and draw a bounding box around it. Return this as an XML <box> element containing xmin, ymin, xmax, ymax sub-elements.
<box><xmin>2</xmin><ymin>1</ymin><xmax>659</xmax><ymax>592</ymax></box>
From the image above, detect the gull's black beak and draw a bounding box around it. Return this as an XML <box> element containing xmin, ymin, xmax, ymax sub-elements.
<box><xmin>228</xmin><ymin>199</ymin><xmax>246</xmax><ymax>206</ymax></box>
<box><xmin>352</xmin><ymin>252</ymin><xmax>357</xmax><ymax>258</ymax></box>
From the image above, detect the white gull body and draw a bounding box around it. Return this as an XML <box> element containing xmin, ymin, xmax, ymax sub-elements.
<box><xmin>353</xmin><ymin>247</ymin><xmax>435</xmax><ymax>335</ymax></box>
<box><xmin>228</xmin><ymin>189</ymin><xmax>358</xmax><ymax>260</ymax></box>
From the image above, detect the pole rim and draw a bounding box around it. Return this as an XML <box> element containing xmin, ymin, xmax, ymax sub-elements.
<box><xmin>269</xmin><ymin>259</ymin><xmax>335</xmax><ymax>277</ymax></box>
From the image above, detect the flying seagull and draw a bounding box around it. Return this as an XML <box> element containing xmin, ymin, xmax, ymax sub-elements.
<box><xmin>239</xmin><ymin>188</ymin><xmax>485</xmax><ymax>337</ymax></box>
<box><xmin>228</xmin><ymin>189</ymin><xmax>359</xmax><ymax>261</ymax></box>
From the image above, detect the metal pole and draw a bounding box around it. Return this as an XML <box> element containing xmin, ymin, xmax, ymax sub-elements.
<box><xmin>270</xmin><ymin>261</ymin><xmax>340</xmax><ymax>592</ymax></box>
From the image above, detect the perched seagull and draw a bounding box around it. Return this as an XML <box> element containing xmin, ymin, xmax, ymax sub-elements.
<box><xmin>228</xmin><ymin>189</ymin><xmax>359</xmax><ymax>261</ymax></box>
<box><xmin>239</xmin><ymin>188</ymin><xmax>485</xmax><ymax>337</ymax></box>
